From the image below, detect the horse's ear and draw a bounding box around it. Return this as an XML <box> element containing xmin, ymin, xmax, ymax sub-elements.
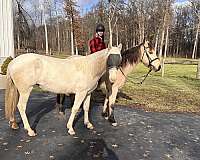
<box><xmin>108</xmin><ymin>43</ymin><xmax>112</xmax><ymax>50</ymax></box>
<box><xmin>142</xmin><ymin>38</ymin><xmax>146</xmax><ymax>44</ymax></box>
<box><xmin>143</xmin><ymin>39</ymin><xmax>150</xmax><ymax>48</ymax></box>
<box><xmin>118</xmin><ymin>43</ymin><xmax>122</xmax><ymax>50</ymax></box>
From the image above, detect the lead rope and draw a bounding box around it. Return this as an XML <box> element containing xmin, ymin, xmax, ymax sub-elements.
<box><xmin>119</xmin><ymin>67</ymin><xmax>152</xmax><ymax>84</ymax></box>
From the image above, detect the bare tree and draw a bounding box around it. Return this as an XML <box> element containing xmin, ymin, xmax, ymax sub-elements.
<box><xmin>64</xmin><ymin>0</ymin><xmax>80</xmax><ymax>55</ymax></box>
<box><xmin>39</xmin><ymin>0</ymin><xmax>52</xmax><ymax>55</ymax></box>
<box><xmin>190</xmin><ymin>0</ymin><xmax>200</xmax><ymax>78</ymax></box>
<box><xmin>191</xmin><ymin>0</ymin><xmax>200</xmax><ymax>59</ymax></box>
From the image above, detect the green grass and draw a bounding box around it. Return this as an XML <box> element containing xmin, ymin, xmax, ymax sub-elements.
<box><xmin>116</xmin><ymin>63</ymin><xmax>200</xmax><ymax>113</ymax></box>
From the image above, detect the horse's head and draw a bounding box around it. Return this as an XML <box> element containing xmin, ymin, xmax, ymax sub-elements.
<box><xmin>107</xmin><ymin>44</ymin><xmax>122</xmax><ymax>83</ymax></box>
<box><xmin>140</xmin><ymin>40</ymin><xmax>161</xmax><ymax>72</ymax></box>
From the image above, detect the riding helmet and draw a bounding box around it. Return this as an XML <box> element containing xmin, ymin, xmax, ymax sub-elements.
<box><xmin>96</xmin><ymin>24</ymin><xmax>105</xmax><ymax>32</ymax></box>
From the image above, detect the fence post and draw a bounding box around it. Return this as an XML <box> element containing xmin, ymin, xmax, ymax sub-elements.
<box><xmin>196</xmin><ymin>59</ymin><xmax>200</xmax><ymax>79</ymax></box>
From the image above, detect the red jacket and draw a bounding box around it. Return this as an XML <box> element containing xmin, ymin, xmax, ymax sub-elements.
<box><xmin>89</xmin><ymin>36</ymin><xmax>106</xmax><ymax>54</ymax></box>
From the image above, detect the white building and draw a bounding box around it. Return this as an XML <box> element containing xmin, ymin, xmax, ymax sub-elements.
<box><xmin>0</xmin><ymin>0</ymin><xmax>15</xmax><ymax>64</ymax></box>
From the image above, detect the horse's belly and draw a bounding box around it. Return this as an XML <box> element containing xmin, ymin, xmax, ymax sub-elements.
<box><xmin>38</xmin><ymin>78</ymin><xmax>90</xmax><ymax>94</ymax></box>
<box><xmin>38</xmin><ymin>83</ymin><xmax>72</xmax><ymax>94</ymax></box>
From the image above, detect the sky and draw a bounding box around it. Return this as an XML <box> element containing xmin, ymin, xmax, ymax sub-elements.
<box><xmin>23</xmin><ymin>0</ymin><xmax>190</xmax><ymax>18</ymax></box>
<box><xmin>174</xmin><ymin>0</ymin><xmax>190</xmax><ymax>6</ymax></box>
<box><xmin>77</xmin><ymin>0</ymin><xmax>98</xmax><ymax>11</ymax></box>
<box><xmin>77</xmin><ymin>0</ymin><xmax>190</xmax><ymax>13</ymax></box>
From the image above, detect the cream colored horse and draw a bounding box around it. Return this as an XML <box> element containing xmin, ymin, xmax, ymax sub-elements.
<box><xmin>101</xmin><ymin>40</ymin><xmax>161</xmax><ymax>126</ymax></box>
<box><xmin>5</xmin><ymin>44</ymin><xmax>122</xmax><ymax>136</ymax></box>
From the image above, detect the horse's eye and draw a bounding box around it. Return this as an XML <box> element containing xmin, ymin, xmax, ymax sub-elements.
<box><xmin>149</xmin><ymin>50</ymin><xmax>154</xmax><ymax>54</ymax></box>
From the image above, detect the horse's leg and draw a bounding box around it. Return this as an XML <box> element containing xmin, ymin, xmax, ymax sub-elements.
<box><xmin>102</xmin><ymin>79</ymin><xmax>110</xmax><ymax>119</ymax></box>
<box><xmin>69</xmin><ymin>94</ymin><xmax>75</xmax><ymax>108</ymax></box>
<box><xmin>17</xmin><ymin>88</ymin><xmax>36</xmax><ymax>136</ymax></box>
<box><xmin>102</xmin><ymin>93</ymin><xmax>109</xmax><ymax>119</ymax></box>
<box><xmin>8</xmin><ymin>91</ymin><xmax>19</xmax><ymax>129</ymax></box>
<box><xmin>108</xmin><ymin>87</ymin><xmax>118</xmax><ymax>126</ymax></box>
<box><xmin>83</xmin><ymin>94</ymin><xmax>93</xmax><ymax>130</ymax></box>
<box><xmin>56</xmin><ymin>94</ymin><xmax>65</xmax><ymax>115</ymax></box>
<box><xmin>66</xmin><ymin>91</ymin><xmax>87</xmax><ymax>135</ymax></box>
<box><xmin>9</xmin><ymin>109</ymin><xmax>19</xmax><ymax>130</ymax></box>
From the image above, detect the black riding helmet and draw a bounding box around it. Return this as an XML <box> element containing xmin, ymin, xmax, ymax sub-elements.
<box><xmin>96</xmin><ymin>24</ymin><xmax>105</xmax><ymax>32</ymax></box>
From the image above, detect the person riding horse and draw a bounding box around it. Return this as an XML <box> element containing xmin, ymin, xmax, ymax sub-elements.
<box><xmin>56</xmin><ymin>23</ymin><xmax>107</xmax><ymax>114</ymax></box>
<box><xmin>89</xmin><ymin>23</ymin><xmax>106</xmax><ymax>54</ymax></box>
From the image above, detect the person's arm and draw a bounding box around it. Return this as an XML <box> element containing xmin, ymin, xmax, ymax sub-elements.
<box><xmin>89</xmin><ymin>39</ymin><xmax>97</xmax><ymax>53</ymax></box>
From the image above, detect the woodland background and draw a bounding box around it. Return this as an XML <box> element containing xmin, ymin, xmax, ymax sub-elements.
<box><xmin>14</xmin><ymin>0</ymin><xmax>199</xmax><ymax>58</ymax></box>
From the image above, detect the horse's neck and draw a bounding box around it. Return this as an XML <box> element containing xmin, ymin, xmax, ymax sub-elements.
<box><xmin>121</xmin><ymin>63</ymin><xmax>138</xmax><ymax>76</ymax></box>
<box><xmin>88</xmin><ymin>49</ymin><xmax>108</xmax><ymax>77</ymax></box>
<box><xmin>121</xmin><ymin>45</ymin><xmax>142</xmax><ymax>76</ymax></box>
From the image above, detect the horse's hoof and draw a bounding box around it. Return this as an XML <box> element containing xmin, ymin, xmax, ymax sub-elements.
<box><xmin>68</xmin><ymin>129</ymin><xmax>75</xmax><ymax>135</ymax></box>
<box><xmin>105</xmin><ymin>117</ymin><xmax>109</xmax><ymax>120</ymax></box>
<box><xmin>28</xmin><ymin>129</ymin><xmax>37</xmax><ymax>137</ymax></box>
<box><xmin>111</xmin><ymin>122</ymin><xmax>118</xmax><ymax>127</ymax></box>
<box><xmin>102</xmin><ymin>112</ymin><xmax>109</xmax><ymax>119</ymax></box>
<box><xmin>58</xmin><ymin>111</ymin><xmax>65</xmax><ymax>116</ymax></box>
<box><xmin>9</xmin><ymin>121</ymin><xmax>19</xmax><ymax>130</ymax></box>
<box><xmin>56</xmin><ymin>104</ymin><xmax>65</xmax><ymax>115</ymax></box>
<box><xmin>108</xmin><ymin>114</ymin><xmax>117</xmax><ymax>126</ymax></box>
<box><xmin>86</xmin><ymin>123</ymin><xmax>94</xmax><ymax>130</ymax></box>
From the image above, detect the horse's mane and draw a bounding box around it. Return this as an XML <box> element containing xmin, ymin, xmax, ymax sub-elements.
<box><xmin>120</xmin><ymin>44</ymin><xmax>143</xmax><ymax>68</ymax></box>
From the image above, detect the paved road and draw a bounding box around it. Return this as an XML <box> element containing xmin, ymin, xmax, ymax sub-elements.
<box><xmin>0</xmin><ymin>90</ymin><xmax>200</xmax><ymax>160</ymax></box>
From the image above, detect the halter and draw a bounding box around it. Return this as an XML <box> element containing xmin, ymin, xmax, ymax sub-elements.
<box><xmin>141</xmin><ymin>46</ymin><xmax>159</xmax><ymax>68</ymax></box>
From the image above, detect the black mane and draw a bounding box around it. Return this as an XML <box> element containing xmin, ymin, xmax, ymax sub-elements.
<box><xmin>120</xmin><ymin>44</ymin><xmax>142</xmax><ymax>68</ymax></box>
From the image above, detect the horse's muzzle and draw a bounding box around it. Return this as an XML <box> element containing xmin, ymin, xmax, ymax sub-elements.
<box><xmin>107</xmin><ymin>54</ymin><xmax>122</xmax><ymax>69</ymax></box>
<box><xmin>108</xmin><ymin>68</ymin><xmax>118</xmax><ymax>84</ymax></box>
<box><xmin>156</xmin><ymin>65</ymin><xmax>161</xmax><ymax>72</ymax></box>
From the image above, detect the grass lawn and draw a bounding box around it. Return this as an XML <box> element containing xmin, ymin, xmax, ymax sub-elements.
<box><xmin>116</xmin><ymin>63</ymin><xmax>200</xmax><ymax>113</ymax></box>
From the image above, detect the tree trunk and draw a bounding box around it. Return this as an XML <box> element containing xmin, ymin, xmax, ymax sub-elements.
<box><xmin>159</xmin><ymin>27</ymin><xmax>165</xmax><ymax>59</ymax></box>
<box><xmin>125</xmin><ymin>25</ymin><xmax>128</xmax><ymax>49</ymax></box>
<box><xmin>192</xmin><ymin>20</ymin><xmax>200</xmax><ymax>59</ymax></box>
<box><xmin>176</xmin><ymin>40</ymin><xmax>179</xmax><ymax>57</ymax></box>
<box><xmin>57</xmin><ymin>16</ymin><xmax>60</xmax><ymax>53</ymax></box>
<box><xmin>116</xmin><ymin>24</ymin><xmax>119</xmax><ymax>46</ymax></box>
<box><xmin>108</xmin><ymin>2</ymin><xmax>112</xmax><ymax>46</ymax></box>
<box><xmin>162</xmin><ymin>26</ymin><xmax>169</xmax><ymax>77</ymax></box>
<box><xmin>75</xmin><ymin>39</ymin><xmax>78</xmax><ymax>55</ymax></box>
<box><xmin>154</xmin><ymin>29</ymin><xmax>159</xmax><ymax>54</ymax></box>
<box><xmin>70</xmin><ymin>17</ymin><xmax>74</xmax><ymax>55</ymax></box>
<box><xmin>43</xmin><ymin>7</ymin><xmax>48</xmax><ymax>55</ymax></box>
<box><xmin>17</xmin><ymin>29</ymin><xmax>20</xmax><ymax>50</ymax></box>
<box><xmin>109</xmin><ymin>16</ymin><xmax>112</xmax><ymax>46</ymax></box>
<box><xmin>44</xmin><ymin>20</ymin><xmax>48</xmax><ymax>55</ymax></box>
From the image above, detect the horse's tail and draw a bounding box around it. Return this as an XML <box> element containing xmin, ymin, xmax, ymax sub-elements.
<box><xmin>5</xmin><ymin>69</ymin><xmax>19</xmax><ymax>120</ymax></box>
